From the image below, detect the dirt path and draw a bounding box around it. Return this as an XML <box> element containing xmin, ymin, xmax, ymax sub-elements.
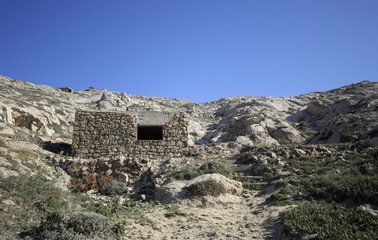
<box><xmin>121</xmin><ymin>186</ymin><xmax>290</xmax><ymax>240</ymax></box>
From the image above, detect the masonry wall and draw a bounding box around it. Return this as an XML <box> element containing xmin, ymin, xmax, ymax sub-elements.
<box><xmin>72</xmin><ymin>111</ymin><xmax>189</xmax><ymax>159</ymax></box>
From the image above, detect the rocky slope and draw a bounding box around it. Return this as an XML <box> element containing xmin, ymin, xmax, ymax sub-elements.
<box><xmin>1</xmin><ymin>75</ymin><xmax>377</xmax><ymax>147</ymax></box>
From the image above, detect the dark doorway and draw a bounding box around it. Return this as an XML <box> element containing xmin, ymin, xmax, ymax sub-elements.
<box><xmin>137</xmin><ymin>126</ymin><xmax>163</xmax><ymax>140</ymax></box>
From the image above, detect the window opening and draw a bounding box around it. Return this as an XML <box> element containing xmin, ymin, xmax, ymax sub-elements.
<box><xmin>137</xmin><ymin>126</ymin><xmax>163</xmax><ymax>140</ymax></box>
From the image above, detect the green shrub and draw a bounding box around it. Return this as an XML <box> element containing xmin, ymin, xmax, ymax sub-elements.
<box><xmin>185</xmin><ymin>180</ymin><xmax>226</xmax><ymax>197</ymax></box>
<box><xmin>164</xmin><ymin>205</ymin><xmax>187</xmax><ymax>218</ymax></box>
<box><xmin>239</xmin><ymin>151</ymin><xmax>255</xmax><ymax>164</ymax></box>
<box><xmin>32</xmin><ymin>211</ymin><xmax>115</xmax><ymax>239</ymax></box>
<box><xmin>184</xmin><ymin>149</ymin><xmax>200</xmax><ymax>157</ymax></box>
<box><xmin>266</xmin><ymin>193</ymin><xmax>294</xmax><ymax>206</ymax></box>
<box><xmin>47</xmin><ymin>123</ymin><xmax>63</xmax><ymax>135</ymax></box>
<box><xmin>173</xmin><ymin>167</ymin><xmax>201</xmax><ymax>180</ymax></box>
<box><xmin>172</xmin><ymin>160</ymin><xmax>233</xmax><ymax>181</ymax></box>
<box><xmin>100</xmin><ymin>181</ymin><xmax>128</xmax><ymax>196</ymax></box>
<box><xmin>287</xmin><ymin>155</ymin><xmax>319</xmax><ymax>175</ymax></box>
<box><xmin>199</xmin><ymin>160</ymin><xmax>233</xmax><ymax>176</ymax></box>
<box><xmin>281</xmin><ymin>202</ymin><xmax>378</xmax><ymax>240</ymax></box>
<box><xmin>0</xmin><ymin>139</ymin><xmax>6</xmax><ymax>148</ymax></box>
<box><xmin>52</xmin><ymin>124</ymin><xmax>63</xmax><ymax>134</ymax></box>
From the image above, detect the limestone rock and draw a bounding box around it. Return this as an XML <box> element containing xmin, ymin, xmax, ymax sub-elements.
<box><xmin>265</xmin><ymin>119</ymin><xmax>305</xmax><ymax>144</ymax></box>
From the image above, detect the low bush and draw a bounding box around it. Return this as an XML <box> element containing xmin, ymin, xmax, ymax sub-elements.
<box><xmin>32</xmin><ymin>211</ymin><xmax>116</xmax><ymax>240</ymax></box>
<box><xmin>281</xmin><ymin>202</ymin><xmax>378</xmax><ymax>240</ymax></box>
<box><xmin>184</xmin><ymin>149</ymin><xmax>200</xmax><ymax>157</ymax></box>
<box><xmin>100</xmin><ymin>181</ymin><xmax>128</xmax><ymax>196</ymax></box>
<box><xmin>185</xmin><ymin>180</ymin><xmax>226</xmax><ymax>197</ymax></box>
<box><xmin>164</xmin><ymin>205</ymin><xmax>187</xmax><ymax>218</ymax></box>
<box><xmin>173</xmin><ymin>167</ymin><xmax>201</xmax><ymax>180</ymax></box>
<box><xmin>238</xmin><ymin>151</ymin><xmax>255</xmax><ymax>164</ymax></box>
<box><xmin>199</xmin><ymin>160</ymin><xmax>233</xmax><ymax>176</ymax></box>
<box><xmin>71</xmin><ymin>174</ymin><xmax>112</xmax><ymax>192</ymax></box>
<box><xmin>266</xmin><ymin>193</ymin><xmax>294</xmax><ymax>206</ymax></box>
<box><xmin>172</xmin><ymin>160</ymin><xmax>233</xmax><ymax>181</ymax></box>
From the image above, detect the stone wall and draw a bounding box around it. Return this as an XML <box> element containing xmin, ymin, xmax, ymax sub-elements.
<box><xmin>72</xmin><ymin>111</ymin><xmax>189</xmax><ymax>159</ymax></box>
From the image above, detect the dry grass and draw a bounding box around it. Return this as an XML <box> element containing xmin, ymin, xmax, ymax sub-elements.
<box><xmin>71</xmin><ymin>174</ymin><xmax>113</xmax><ymax>192</ymax></box>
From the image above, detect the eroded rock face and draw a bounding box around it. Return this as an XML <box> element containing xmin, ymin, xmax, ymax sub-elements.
<box><xmin>11</xmin><ymin>107</ymin><xmax>45</xmax><ymax>132</ymax></box>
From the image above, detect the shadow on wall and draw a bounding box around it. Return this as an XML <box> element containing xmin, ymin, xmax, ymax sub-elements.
<box><xmin>43</xmin><ymin>141</ymin><xmax>72</xmax><ymax>156</ymax></box>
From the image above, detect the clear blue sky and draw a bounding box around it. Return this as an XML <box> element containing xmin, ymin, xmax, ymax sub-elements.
<box><xmin>1</xmin><ymin>0</ymin><xmax>377</xmax><ymax>102</ymax></box>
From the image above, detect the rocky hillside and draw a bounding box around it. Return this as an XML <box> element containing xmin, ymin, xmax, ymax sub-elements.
<box><xmin>0</xmin><ymin>75</ymin><xmax>377</xmax><ymax>147</ymax></box>
<box><xmin>0</xmin><ymin>74</ymin><xmax>377</xmax><ymax>240</ymax></box>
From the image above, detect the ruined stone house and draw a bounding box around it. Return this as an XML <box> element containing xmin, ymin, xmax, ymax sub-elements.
<box><xmin>72</xmin><ymin>111</ymin><xmax>189</xmax><ymax>159</ymax></box>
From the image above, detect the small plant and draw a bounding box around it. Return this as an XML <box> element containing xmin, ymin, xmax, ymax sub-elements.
<box><xmin>239</xmin><ymin>151</ymin><xmax>255</xmax><ymax>164</ymax></box>
<box><xmin>47</xmin><ymin>123</ymin><xmax>63</xmax><ymax>135</ymax></box>
<box><xmin>0</xmin><ymin>139</ymin><xmax>6</xmax><ymax>148</ymax></box>
<box><xmin>100</xmin><ymin>181</ymin><xmax>128</xmax><ymax>196</ymax></box>
<box><xmin>266</xmin><ymin>193</ymin><xmax>294</xmax><ymax>206</ymax></box>
<box><xmin>172</xmin><ymin>159</ymin><xmax>233</xmax><ymax>181</ymax></box>
<box><xmin>184</xmin><ymin>148</ymin><xmax>200</xmax><ymax>157</ymax></box>
<box><xmin>173</xmin><ymin>167</ymin><xmax>201</xmax><ymax>180</ymax></box>
<box><xmin>199</xmin><ymin>160</ymin><xmax>233</xmax><ymax>176</ymax></box>
<box><xmin>55</xmin><ymin>109</ymin><xmax>65</xmax><ymax>116</ymax></box>
<box><xmin>185</xmin><ymin>180</ymin><xmax>226</xmax><ymax>197</ymax></box>
<box><xmin>164</xmin><ymin>205</ymin><xmax>187</xmax><ymax>218</ymax></box>
<box><xmin>71</xmin><ymin>174</ymin><xmax>112</xmax><ymax>192</ymax></box>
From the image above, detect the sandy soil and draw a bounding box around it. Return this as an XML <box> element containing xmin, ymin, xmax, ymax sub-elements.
<box><xmin>121</xmin><ymin>186</ymin><xmax>291</xmax><ymax>240</ymax></box>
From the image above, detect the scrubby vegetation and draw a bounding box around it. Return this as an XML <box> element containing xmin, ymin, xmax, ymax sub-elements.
<box><xmin>172</xmin><ymin>159</ymin><xmax>233</xmax><ymax>180</ymax></box>
<box><xmin>281</xmin><ymin>202</ymin><xmax>377</xmax><ymax>240</ymax></box>
<box><xmin>0</xmin><ymin>173</ymin><xmax>155</xmax><ymax>239</ymax></box>
<box><xmin>265</xmin><ymin>193</ymin><xmax>294</xmax><ymax>206</ymax></box>
<box><xmin>31</xmin><ymin>211</ymin><xmax>116</xmax><ymax>240</ymax></box>
<box><xmin>164</xmin><ymin>205</ymin><xmax>187</xmax><ymax>218</ymax></box>
<box><xmin>0</xmin><ymin>174</ymin><xmax>68</xmax><ymax>235</ymax></box>
<box><xmin>100</xmin><ymin>181</ymin><xmax>128</xmax><ymax>196</ymax></box>
<box><xmin>304</xmin><ymin>174</ymin><xmax>378</xmax><ymax>205</ymax></box>
<box><xmin>70</xmin><ymin>174</ymin><xmax>112</xmax><ymax>192</ymax></box>
<box><xmin>275</xmin><ymin>142</ymin><xmax>378</xmax><ymax>239</ymax></box>
<box><xmin>199</xmin><ymin>159</ymin><xmax>233</xmax><ymax>176</ymax></box>
<box><xmin>279</xmin><ymin>144</ymin><xmax>378</xmax><ymax>205</ymax></box>
<box><xmin>185</xmin><ymin>179</ymin><xmax>226</xmax><ymax>197</ymax></box>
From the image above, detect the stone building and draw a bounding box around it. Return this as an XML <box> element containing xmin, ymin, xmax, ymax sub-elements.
<box><xmin>72</xmin><ymin>111</ymin><xmax>189</xmax><ymax>159</ymax></box>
